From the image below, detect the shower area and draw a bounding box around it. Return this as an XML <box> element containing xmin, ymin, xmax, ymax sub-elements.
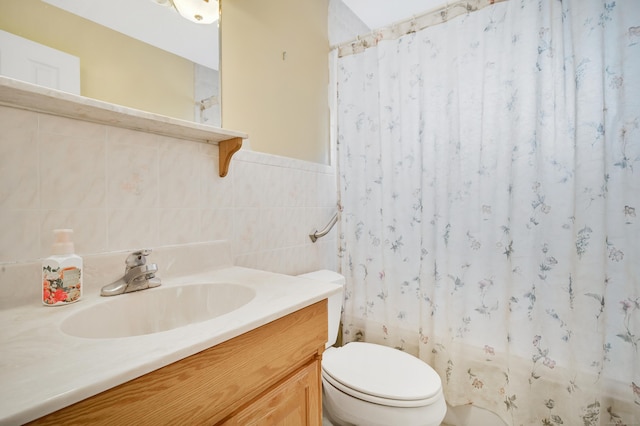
<box><xmin>332</xmin><ymin>0</ymin><xmax>640</xmax><ymax>424</ymax></box>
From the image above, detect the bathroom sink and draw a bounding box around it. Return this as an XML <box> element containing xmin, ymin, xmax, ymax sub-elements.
<box><xmin>61</xmin><ymin>283</ymin><xmax>256</xmax><ymax>339</ymax></box>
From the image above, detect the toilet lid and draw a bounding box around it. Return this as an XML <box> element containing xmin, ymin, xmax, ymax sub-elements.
<box><xmin>322</xmin><ymin>342</ymin><xmax>442</xmax><ymax>407</ymax></box>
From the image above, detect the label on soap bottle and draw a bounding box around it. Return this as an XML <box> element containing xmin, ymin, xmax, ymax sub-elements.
<box><xmin>42</xmin><ymin>262</ymin><xmax>82</xmax><ymax>306</ymax></box>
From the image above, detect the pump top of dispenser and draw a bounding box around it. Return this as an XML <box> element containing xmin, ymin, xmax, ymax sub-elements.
<box><xmin>51</xmin><ymin>229</ymin><xmax>75</xmax><ymax>255</ymax></box>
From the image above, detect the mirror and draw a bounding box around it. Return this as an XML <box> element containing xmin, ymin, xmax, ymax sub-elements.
<box><xmin>0</xmin><ymin>0</ymin><xmax>220</xmax><ymax>126</ymax></box>
<box><xmin>1</xmin><ymin>0</ymin><xmax>332</xmax><ymax>165</ymax></box>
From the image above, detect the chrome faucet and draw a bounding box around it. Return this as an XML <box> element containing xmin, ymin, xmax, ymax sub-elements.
<box><xmin>100</xmin><ymin>249</ymin><xmax>161</xmax><ymax>296</ymax></box>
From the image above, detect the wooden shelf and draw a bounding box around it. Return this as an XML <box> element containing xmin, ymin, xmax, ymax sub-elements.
<box><xmin>0</xmin><ymin>76</ymin><xmax>247</xmax><ymax>177</ymax></box>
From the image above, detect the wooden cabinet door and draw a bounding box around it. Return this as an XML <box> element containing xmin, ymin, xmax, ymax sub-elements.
<box><xmin>223</xmin><ymin>360</ymin><xmax>321</xmax><ymax>426</ymax></box>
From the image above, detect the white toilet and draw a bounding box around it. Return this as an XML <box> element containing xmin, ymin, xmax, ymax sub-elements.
<box><xmin>299</xmin><ymin>270</ymin><xmax>447</xmax><ymax>426</ymax></box>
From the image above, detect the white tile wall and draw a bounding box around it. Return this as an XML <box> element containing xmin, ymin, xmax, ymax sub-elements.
<box><xmin>0</xmin><ymin>104</ymin><xmax>338</xmax><ymax>276</ymax></box>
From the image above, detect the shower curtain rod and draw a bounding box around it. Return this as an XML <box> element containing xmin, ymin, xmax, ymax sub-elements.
<box><xmin>332</xmin><ymin>0</ymin><xmax>508</xmax><ymax>58</ymax></box>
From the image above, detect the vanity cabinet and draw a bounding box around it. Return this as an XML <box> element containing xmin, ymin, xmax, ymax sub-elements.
<box><xmin>29</xmin><ymin>300</ymin><xmax>327</xmax><ymax>425</ymax></box>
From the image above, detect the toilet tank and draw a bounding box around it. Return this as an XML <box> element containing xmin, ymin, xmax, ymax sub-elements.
<box><xmin>298</xmin><ymin>270</ymin><xmax>345</xmax><ymax>348</ymax></box>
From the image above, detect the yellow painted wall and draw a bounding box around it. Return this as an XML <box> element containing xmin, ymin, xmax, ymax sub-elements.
<box><xmin>0</xmin><ymin>0</ymin><xmax>195</xmax><ymax>121</ymax></box>
<box><xmin>220</xmin><ymin>0</ymin><xmax>330</xmax><ymax>164</ymax></box>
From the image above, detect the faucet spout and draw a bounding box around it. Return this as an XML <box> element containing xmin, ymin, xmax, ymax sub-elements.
<box><xmin>100</xmin><ymin>278</ymin><xmax>129</xmax><ymax>297</ymax></box>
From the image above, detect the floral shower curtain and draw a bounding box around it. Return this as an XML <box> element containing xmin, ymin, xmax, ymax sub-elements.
<box><xmin>335</xmin><ymin>0</ymin><xmax>640</xmax><ymax>424</ymax></box>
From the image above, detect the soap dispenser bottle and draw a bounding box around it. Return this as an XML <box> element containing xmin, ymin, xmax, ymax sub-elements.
<box><xmin>42</xmin><ymin>229</ymin><xmax>83</xmax><ymax>306</ymax></box>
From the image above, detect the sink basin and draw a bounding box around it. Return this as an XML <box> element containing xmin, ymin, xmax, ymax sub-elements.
<box><xmin>61</xmin><ymin>283</ymin><xmax>256</xmax><ymax>339</ymax></box>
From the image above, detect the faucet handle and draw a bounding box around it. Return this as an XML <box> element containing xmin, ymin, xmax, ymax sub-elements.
<box><xmin>125</xmin><ymin>249</ymin><xmax>152</xmax><ymax>269</ymax></box>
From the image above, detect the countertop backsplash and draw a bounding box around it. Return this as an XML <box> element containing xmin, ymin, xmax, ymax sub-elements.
<box><xmin>0</xmin><ymin>97</ymin><xmax>338</xmax><ymax>299</ymax></box>
<box><xmin>0</xmin><ymin>240</ymin><xmax>236</xmax><ymax>310</ymax></box>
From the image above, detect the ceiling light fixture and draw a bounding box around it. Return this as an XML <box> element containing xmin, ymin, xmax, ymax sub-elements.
<box><xmin>171</xmin><ymin>0</ymin><xmax>219</xmax><ymax>24</ymax></box>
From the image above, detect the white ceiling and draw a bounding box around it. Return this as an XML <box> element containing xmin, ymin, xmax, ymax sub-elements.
<box><xmin>342</xmin><ymin>0</ymin><xmax>448</xmax><ymax>29</ymax></box>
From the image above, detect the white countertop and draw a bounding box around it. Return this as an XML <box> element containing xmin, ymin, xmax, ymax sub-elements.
<box><xmin>0</xmin><ymin>265</ymin><xmax>340</xmax><ymax>425</ymax></box>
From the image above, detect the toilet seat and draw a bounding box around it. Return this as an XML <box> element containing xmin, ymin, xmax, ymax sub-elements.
<box><xmin>322</xmin><ymin>342</ymin><xmax>443</xmax><ymax>408</ymax></box>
